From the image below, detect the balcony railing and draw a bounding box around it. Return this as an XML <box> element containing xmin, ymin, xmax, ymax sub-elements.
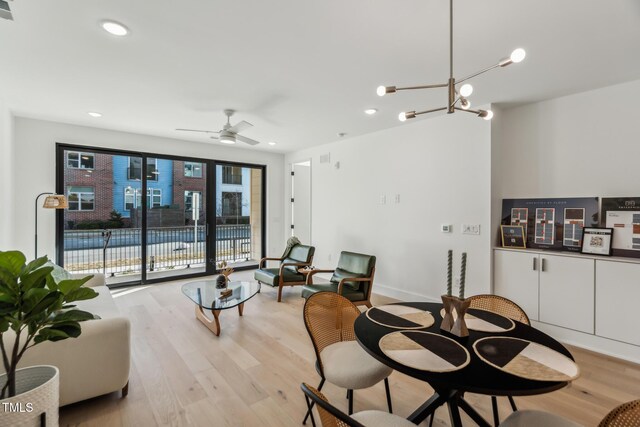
<box><xmin>63</xmin><ymin>224</ymin><xmax>252</xmax><ymax>277</ymax></box>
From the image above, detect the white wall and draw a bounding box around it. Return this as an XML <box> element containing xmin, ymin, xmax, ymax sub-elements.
<box><xmin>493</xmin><ymin>79</ymin><xmax>640</xmax><ymax>199</ymax></box>
<box><xmin>285</xmin><ymin>112</ymin><xmax>493</xmax><ymax>301</ymax></box>
<box><xmin>0</xmin><ymin>100</ymin><xmax>14</xmax><ymax>250</ymax></box>
<box><xmin>10</xmin><ymin>117</ymin><xmax>285</xmax><ymax>261</ymax></box>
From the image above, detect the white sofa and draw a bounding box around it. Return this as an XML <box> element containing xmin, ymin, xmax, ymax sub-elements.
<box><xmin>1</xmin><ymin>273</ymin><xmax>131</xmax><ymax>406</ymax></box>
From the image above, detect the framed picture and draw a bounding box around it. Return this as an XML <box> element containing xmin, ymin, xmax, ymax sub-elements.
<box><xmin>581</xmin><ymin>227</ymin><xmax>614</xmax><ymax>256</ymax></box>
<box><xmin>501</xmin><ymin>225</ymin><xmax>526</xmax><ymax>248</ymax></box>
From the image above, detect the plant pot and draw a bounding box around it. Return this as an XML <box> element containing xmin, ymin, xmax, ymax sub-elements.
<box><xmin>215</xmin><ymin>274</ymin><xmax>227</xmax><ymax>289</ymax></box>
<box><xmin>0</xmin><ymin>365</ymin><xmax>59</xmax><ymax>427</ymax></box>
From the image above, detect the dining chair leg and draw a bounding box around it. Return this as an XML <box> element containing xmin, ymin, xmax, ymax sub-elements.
<box><xmin>384</xmin><ymin>377</ymin><xmax>393</xmax><ymax>413</ymax></box>
<box><xmin>491</xmin><ymin>396</ymin><xmax>500</xmax><ymax>427</ymax></box>
<box><xmin>304</xmin><ymin>395</ymin><xmax>317</xmax><ymax>427</ymax></box>
<box><xmin>507</xmin><ymin>395</ymin><xmax>518</xmax><ymax>412</ymax></box>
<box><xmin>348</xmin><ymin>389</ymin><xmax>354</xmax><ymax>415</ymax></box>
<box><xmin>429</xmin><ymin>413</ymin><xmax>435</xmax><ymax>427</ymax></box>
<box><xmin>302</xmin><ymin>378</ymin><xmax>325</xmax><ymax>425</ymax></box>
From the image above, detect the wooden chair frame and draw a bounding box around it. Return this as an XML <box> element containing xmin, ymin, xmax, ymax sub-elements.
<box><xmin>304</xmin><ymin>267</ymin><xmax>376</xmax><ymax>308</ymax></box>
<box><xmin>301</xmin><ymin>382</ymin><xmax>366</xmax><ymax>427</ymax></box>
<box><xmin>258</xmin><ymin>256</ymin><xmax>314</xmax><ymax>302</ymax></box>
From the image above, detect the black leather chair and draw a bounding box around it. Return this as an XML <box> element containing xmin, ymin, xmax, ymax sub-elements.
<box><xmin>301</xmin><ymin>251</ymin><xmax>376</xmax><ymax>307</ymax></box>
<box><xmin>254</xmin><ymin>244</ymin><xmax>315</xmax><ymax>302</ymax></box>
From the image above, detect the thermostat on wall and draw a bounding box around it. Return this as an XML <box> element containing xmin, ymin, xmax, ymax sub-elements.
<box><xmin>441</xmin><ymin>224</ymin><xmax>452</xmax><ymax>233</ymax></box>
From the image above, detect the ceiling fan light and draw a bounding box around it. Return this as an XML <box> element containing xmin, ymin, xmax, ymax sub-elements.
<box><xmin>459</xmin><ymin>84</ymin><xmax>473</xmax><ymax>97</ymax></box>
<box><xmin>219</xmin><ymin>136</ymin><xmax>236</xmax><ymax>144</ymax></box>
<box><xmin>377</xmin><ymin>85</ymin><xmax>396</xmax><ymax>97</ymax></box>
<box><xmin>510</xmin><ymin>48</ymin><xmax>526</xmax><ymax>63</ymax></box>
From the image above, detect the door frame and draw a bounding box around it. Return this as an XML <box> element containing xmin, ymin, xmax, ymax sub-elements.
<box><xmin>290</xmin><ymin>159</ymin><xmax>312</xmax><ymax>243</ymax></box>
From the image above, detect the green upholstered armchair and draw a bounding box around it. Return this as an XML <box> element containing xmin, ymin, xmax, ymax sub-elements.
<box><xmin>254</xmin><ymin>244</ymin><xmax>315</xmax><ymax>302</ymax></box>
<box><xmin>301</xmin><ymin>251</ymin><xmax>376</xmax><ymax>307</ymax></box>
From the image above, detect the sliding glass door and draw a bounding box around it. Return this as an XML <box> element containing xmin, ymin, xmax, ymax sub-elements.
<box><xmin>57</xmin><ymin>144</ymin><xmax>266</xmax><ymax>287</ymax></box>
<box><xmin>214</xmin><ymin>163</ymin><xmax>264</xmax><ymax>268</ymax></box>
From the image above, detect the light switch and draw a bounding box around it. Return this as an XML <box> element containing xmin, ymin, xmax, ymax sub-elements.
<box><xmin>462</xmin><ymin>224</ymin><xmax>481</xmax><ymax>235</ymax></box>
<box><xmin>441</xmin><ymin>224</ymin><xmax>452</xmax><ymax>233</ymax></box>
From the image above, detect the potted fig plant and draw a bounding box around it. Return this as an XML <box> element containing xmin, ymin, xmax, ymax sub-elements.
<box><xmin>0</xmin><ymin>251</ymin><xmax>98</xmax><ymax>426</ymax></box>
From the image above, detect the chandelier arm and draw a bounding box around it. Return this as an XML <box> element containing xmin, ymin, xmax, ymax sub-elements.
<box><xmin>457</xmin><ymin>63</ymin><xmax>501</xmax><ymax>85</ymax></box>
<box><xmin>397</xmin><ymin>83</ymin><xmax>449</xmax><ymax>91</ymax></box>
<box><xmin>450</xmin><ymin>96</ymin><xmax>461</xmax><ymax>109</ymax></box>
<box><xmin>454</xmin><ymin>107</ymin><xmax>481</xmax><ymax>114</ymax></box>
<box><xmin>415</xmin><ymin>107</ymin><xmax>448</xmax><ymax>116</ymax></box>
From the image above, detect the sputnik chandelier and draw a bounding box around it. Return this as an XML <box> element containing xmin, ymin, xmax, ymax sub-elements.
<box><xmin>377</xmin><ymin>0</ymin><xmax>526</xmax><ymax>122</ymax></box>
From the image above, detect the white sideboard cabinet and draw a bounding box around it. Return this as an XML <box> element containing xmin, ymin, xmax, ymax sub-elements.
<box><xmin>494</xmin><ymin>249</ymin><xmax>594</xmax><ymax>332</ymax></box>
<box><xmin>494</xmin><ymin>248</ymin><xmax>640</xmax><ymax>349</ymax></box>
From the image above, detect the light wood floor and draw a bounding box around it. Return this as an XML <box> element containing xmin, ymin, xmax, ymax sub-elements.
<box><xmin>60</xmin><ymin>271</ymin><xmax>640</xmax><ymax>426</ymax></box>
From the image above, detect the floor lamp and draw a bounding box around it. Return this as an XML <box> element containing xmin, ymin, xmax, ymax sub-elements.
<box><xmin>35</xmin><ymin>193</ymin><xmax>68</xmax><ymax>259</ymax></box>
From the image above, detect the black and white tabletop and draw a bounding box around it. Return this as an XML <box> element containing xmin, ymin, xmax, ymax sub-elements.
<box><xmin>439</xmin><ymin>308</ymin><xmax>515</xmax><ymax>333</ymax></box>
<box><xmin>379</xmin><ymin>331</ymin><xmax>470</xmax><ymax>373</ymax></box>
<box><xmin>366</xmin><ymin>304</ymin><xmax>435</xmax><ymax>329</ymax></box>
<box><xmin>473</xmin><ymin>336</ymin><xmax>580</xmax><ymax>382</ymax></box>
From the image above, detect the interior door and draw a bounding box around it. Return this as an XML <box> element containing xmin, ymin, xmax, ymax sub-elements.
<box><xmin>292</xmin><ymin>161</ymin><xmax>311</xmax><ymax>244</ymax></box>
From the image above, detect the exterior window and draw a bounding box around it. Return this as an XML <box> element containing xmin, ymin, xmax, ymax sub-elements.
<box><xmin>67</xmin><ymin>186</ymin><xmax>95</xmax><ymax>211</ymax></box>
<box><xmin>222</xmin><ymin>192</ymin><xmax>242</xmax><ymax>216</ymax></box>
<box><xmin>124</xmin><ymin>187</ymin><xmax>135</xmax><ymax>210</ymax></box>
<box><xmin>127</xmin><ymin>188</ymin><xmax>162</xmax><ymax>209</ymax></box>
<box><xmin>67</xmin><ymin>152</ymin><xmax>94</xmax><ymax>169</ymax></box>
<box><xmin>222</xmin><ymin>166</ymin><xmax>242</xmax><ymax>185</ymax></box>
<box><xmin>184</xmin><ymin>162</ymin><xmax>203</xmax><ymax>178</ymax></box>
<box><xmin>128</xmin><ymin>157</ymin><xmax>158</xmax><ymax>181</ymax></box>
<box><xmin>147</xmin><ymin>188</ymin><xmax>162</xmax><ymax>208</ymax></box>
<box><xmin>185</xmin><ymin>191</ymin><xmax>202</xmax><ymax>212</ymax></box>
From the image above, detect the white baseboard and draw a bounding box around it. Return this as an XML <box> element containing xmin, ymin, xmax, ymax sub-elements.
<box><xmin>373</xmin><ymin>284</ymin><xmax>440</xmax><ymax>303</ymax></box>
<box><xmin>531</xmin><ymin>321</ymin><xmax>640</xmax><ymax>365</ymax></box>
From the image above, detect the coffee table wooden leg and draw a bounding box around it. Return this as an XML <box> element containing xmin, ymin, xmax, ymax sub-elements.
<box><xmin>238</xmin><ymin>302</ymin><xmax>244</xmax><ymax>316</ymax></box>
<box><xmin>195</xmin><ymin>305</ymin><xmax>221</xmax><ymax>336</ymax></box>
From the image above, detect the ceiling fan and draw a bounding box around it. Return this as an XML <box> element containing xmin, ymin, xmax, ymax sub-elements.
<box><xmin>176</xmin><ymin>109</ymin><xmax>260</xmax><ymax>146</ymax></box>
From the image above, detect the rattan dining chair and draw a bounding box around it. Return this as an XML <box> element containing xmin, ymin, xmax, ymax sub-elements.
<box><xmin>301</xmin><ymin>383</ymin><xmax>414</xmax><ymax>427</ymax></box>
<box><xmin>468</xmin><ymin>294</ymin><xmax>530</xmax><ymax>427</ymax></box>
<box><xmin>302</xmin><ymin>292</ymin><xmax>393</xmax><ymax>426</ymax></box>
<box><xmin>598</xmin><ymin>399</ymin><xmax>640</xmax><ymax>427</ymax></box>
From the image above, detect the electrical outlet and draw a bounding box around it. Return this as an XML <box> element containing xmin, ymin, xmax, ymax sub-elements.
<box><xmin>441</xmin><ymin>224</ymin><xmax>452</xmax><ymax>233</ymax></box>
<box><xmin>462</xmin><ymin>224</ymin><xmax>481</xmax><ymax>235</ymax></box>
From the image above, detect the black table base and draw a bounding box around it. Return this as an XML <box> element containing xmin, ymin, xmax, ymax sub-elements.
<box><xmin>408</xmin><ymin>389</ymin><xmax>491</xmax><ymax>427</ymax></box>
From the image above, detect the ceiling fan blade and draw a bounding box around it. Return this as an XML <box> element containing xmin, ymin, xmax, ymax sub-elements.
<box><xmin>228</xmin><ymin>120</ymin><xmax>253</xmax><ymax>134</ymax></box>
<box><xmin>236</xmin><ymin>135</ymin><xmax>260</xmax><ymax>146</ymax></box>
<box><xmin>176</xmin><ymin>128</ymin><xmax>219</xmax><ymax>134</ymax></box>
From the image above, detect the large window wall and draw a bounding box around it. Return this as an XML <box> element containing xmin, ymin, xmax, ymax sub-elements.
<box><xmin>56</xmin><ymin>144</ymin><xmax>266</xmax><ymax>287</ymax></box>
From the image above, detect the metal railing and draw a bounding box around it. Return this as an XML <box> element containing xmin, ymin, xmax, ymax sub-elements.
<box><xmin>63</xmin><ymin>224</ymin><xmax>252</xmax><ymax>277</ymax></box>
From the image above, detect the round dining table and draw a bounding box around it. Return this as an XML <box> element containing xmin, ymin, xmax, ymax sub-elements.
<box><xmin>354</xmin><ymin>301</ymin><xmax>575</xmax><ymax>426</ymax></box>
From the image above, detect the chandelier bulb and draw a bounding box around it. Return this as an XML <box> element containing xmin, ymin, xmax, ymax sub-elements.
<box><xmin>478</xmin><ymin>109</ymin><xmax>494</xmax><ymax>120</ymax></box>
<box><xmin>377</xmin><ymin>86</ymin><xmax>396</xmax><ymax>97</ymax></box>
<box><xmin>510</xmin><ymin>48</ymin><xmax>526</xmax><ymax>63</ymax></box>
<box><xmin>460</xmin><ymin>98</ymin><xmax>471</xmax><ymax>110</ymax></box>
<box><xmin>459</xmin><ymin>84</ymin><xmax>473</xmax><ymax>97</ymax></box>
<box><xmin>398</xmin><ymin>112</ymin><xmax>407</xmax><ymax>122</ymax></box>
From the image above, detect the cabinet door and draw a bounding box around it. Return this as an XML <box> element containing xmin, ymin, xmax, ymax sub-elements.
<box><xmin>494</xmin><ymin>250</ymin><xmax>539</xmax><ymax>321</ymax></box>
<box><xmin>539</xmin><ymin>255</ymin><xmax>594</xmax><ymax>333</ymax></box>
<box><xmin>596</xmin><ymin>261</ymin><xmax>640</xmax><ymax>345</ymax></box>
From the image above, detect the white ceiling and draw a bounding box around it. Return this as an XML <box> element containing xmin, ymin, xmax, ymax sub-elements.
<box><xmin>1</xmin><ymin>0</ymin><xmax>639</xmax><ymax>153</ymax></box>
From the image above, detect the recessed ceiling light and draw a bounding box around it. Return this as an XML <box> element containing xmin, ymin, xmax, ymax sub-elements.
<box><xmin>268</xmin><ymin>142</ymin><xmax>276</xmax><ymax>146</ymax></box>
<box><xmin>364</xmin><ymin>108</ymin><xmax>378</xmax><ymax>115</ymax></box>
<box><xmin>101</xmin><ymin>20</ymin><xmax>129</xmax><ymax>36</ymax></box>
<box><xmin>88</xmin><ymin>112</ymin><xmax>102</xmax><ymax>118</ymax></box>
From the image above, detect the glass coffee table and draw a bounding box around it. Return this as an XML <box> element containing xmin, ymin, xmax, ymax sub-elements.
<box><xmin>182</xmin><ymin>280</ymin><xmax>261</xmax><ymax>336</ymax></box>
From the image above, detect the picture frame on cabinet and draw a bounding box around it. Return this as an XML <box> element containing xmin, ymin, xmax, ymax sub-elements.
<box><xmin>581</xmin><ymin>227</ymin><xmax>614</xmax><ymax>256</ymax></box>
<box><xmin>501</xmin><ymin>225</ymin><xmax>526</xmax><ymax>248</ymax></box>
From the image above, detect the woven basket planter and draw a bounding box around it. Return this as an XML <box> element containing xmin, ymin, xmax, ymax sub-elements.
<box><xmin>0</xmin><ymin>365</ymin><xmax>59</xmax><ymax>427</ymax></box>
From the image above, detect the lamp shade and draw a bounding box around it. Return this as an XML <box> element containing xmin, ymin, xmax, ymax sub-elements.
<box><xmin>43</xmin><ymin>195</ymin><xmax>68</xmax><ymax>209</ymax></box>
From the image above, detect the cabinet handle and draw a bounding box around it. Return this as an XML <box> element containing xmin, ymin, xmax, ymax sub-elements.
<box><xmin>541</xmin><ymin>258</ymin><xmax>546</xmax><ymax>272</ymax></box>
<box><xmin>532</xmin><ymin>257</ymin><xmax>537</xmax><ymax>271</ymax></box>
